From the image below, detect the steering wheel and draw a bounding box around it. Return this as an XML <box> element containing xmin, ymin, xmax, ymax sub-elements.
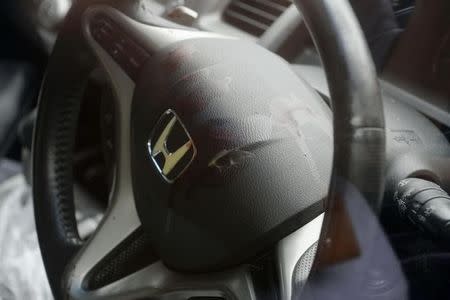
<box><xmin>32</xmin><ymin>0</ymin><xmax>386</xmax><ymax>299</ymax></box>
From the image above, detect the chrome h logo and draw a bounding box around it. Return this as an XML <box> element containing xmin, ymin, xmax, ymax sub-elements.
<box><xmin>148</xmin><ymin>109</ymin><xmax>196</xmax><ymax>183</ymax></box>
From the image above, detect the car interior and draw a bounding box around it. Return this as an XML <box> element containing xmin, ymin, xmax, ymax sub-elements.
<box><xmin>0</xmin><ymin>0</ymin><xmax>449</xmax><ymax>299</ymax></box>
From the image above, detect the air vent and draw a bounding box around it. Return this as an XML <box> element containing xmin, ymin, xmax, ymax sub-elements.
<box><xmin>223</xmin><ymin>0</ymin><xmax>292</xmax><ymax>36</ymax></box>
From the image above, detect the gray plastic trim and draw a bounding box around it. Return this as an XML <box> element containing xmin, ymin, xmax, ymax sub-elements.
<box><xmin>277</xmin><ymin>214</ymin><xmax>323</xmax><ymax>300</ymax></box>
<box><xmin>381</xmin><ymin>80</ymin><xmax>450</xmax><ymax>128</ymax></box>
<box><xmin>66</xmin><ymin>14</ymin><xmax>142</xmax><ymax>300</ymax></box>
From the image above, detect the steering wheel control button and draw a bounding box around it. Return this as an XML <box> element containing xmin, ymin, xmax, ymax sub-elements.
<box><xmin>89</xmin><ymin>14</ymin><xmax>149</xmax><ymax>80</ymax></box>
<box><xmin>148</xmin><ymin>109</ymin><xmax>196</xmax><ymax>183</ymax></box>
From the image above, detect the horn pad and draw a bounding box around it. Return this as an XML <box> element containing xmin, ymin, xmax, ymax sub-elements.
<box><xmin>131</xmin><ymin>37</ymin><xmax>333</xmax><ymax>271</ymax></box>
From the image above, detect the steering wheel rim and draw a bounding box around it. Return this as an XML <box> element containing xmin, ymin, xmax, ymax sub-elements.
<box><xmin>32</xmin><ymin>0</ymin><xmax>385</xmax><ymax>299</ymax></box>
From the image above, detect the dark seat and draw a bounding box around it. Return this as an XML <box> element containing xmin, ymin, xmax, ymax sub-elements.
<box><xmin>0</xmin><ymin>62</ymin><xmax>37</xmax><ymax>158</ymax></box>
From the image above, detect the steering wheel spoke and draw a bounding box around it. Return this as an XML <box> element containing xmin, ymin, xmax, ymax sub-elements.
<box><xmin>69</xmin><ymin>259</ymin><xmax>256</xmax><ymax>300</ymax></box>
<box><xmin>66</xmin><ymin>174</ymin><xmax>143</xmax><ymax>298</ymax></box>
<box><xmin>82</xmin><ymin>7</ymin><xmax>149</xmax><ymax>81</ymax></box>
<box><xmin>82</xmin><ymin>5</ymin><xmax>229</xmax><ymax>81</ymax></box>
<box><xmin>65</xmin><ymin>6</ymin><xmax>147</xmax><ymax>298</ymax></box>
<box><xmin>277</xmin><ymin>214</ymin><xmax>323</xmax><ymax>300</ymax></box>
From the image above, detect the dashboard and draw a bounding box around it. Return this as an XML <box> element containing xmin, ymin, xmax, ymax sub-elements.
<box><xmin>13</xmin><ymin>0</ymin><xmax>448</xmax><ymax>128</ymax></box>
<box><xmin>384</xmin><ymin>0</ymin><xmax>450</xmax><ymax>127</ymax></box>
<box><xmin>148</xmin><ymin>0</ymin><xmax>449</xmax><ymax>128</ymax></box>
<box><xmin>155</xmin><ymin>0</ymin><xmax>309</xmax><ymax>40</ymax></box>
<box><xmin>157</xmin><ymin>0</ymin><xmax>417</xmax><ymax>36</ymax></box>
<box><xmin>149</xmin><ymin>0</ymin><xmax>316</xmax><ymax>63</ymax></box>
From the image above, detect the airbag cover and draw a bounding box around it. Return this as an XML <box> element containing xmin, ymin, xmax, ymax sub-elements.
<box><xmin>131</xmin><ymin>38</ymin><xmax>332</xmax><ymax>271</ymax></box>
